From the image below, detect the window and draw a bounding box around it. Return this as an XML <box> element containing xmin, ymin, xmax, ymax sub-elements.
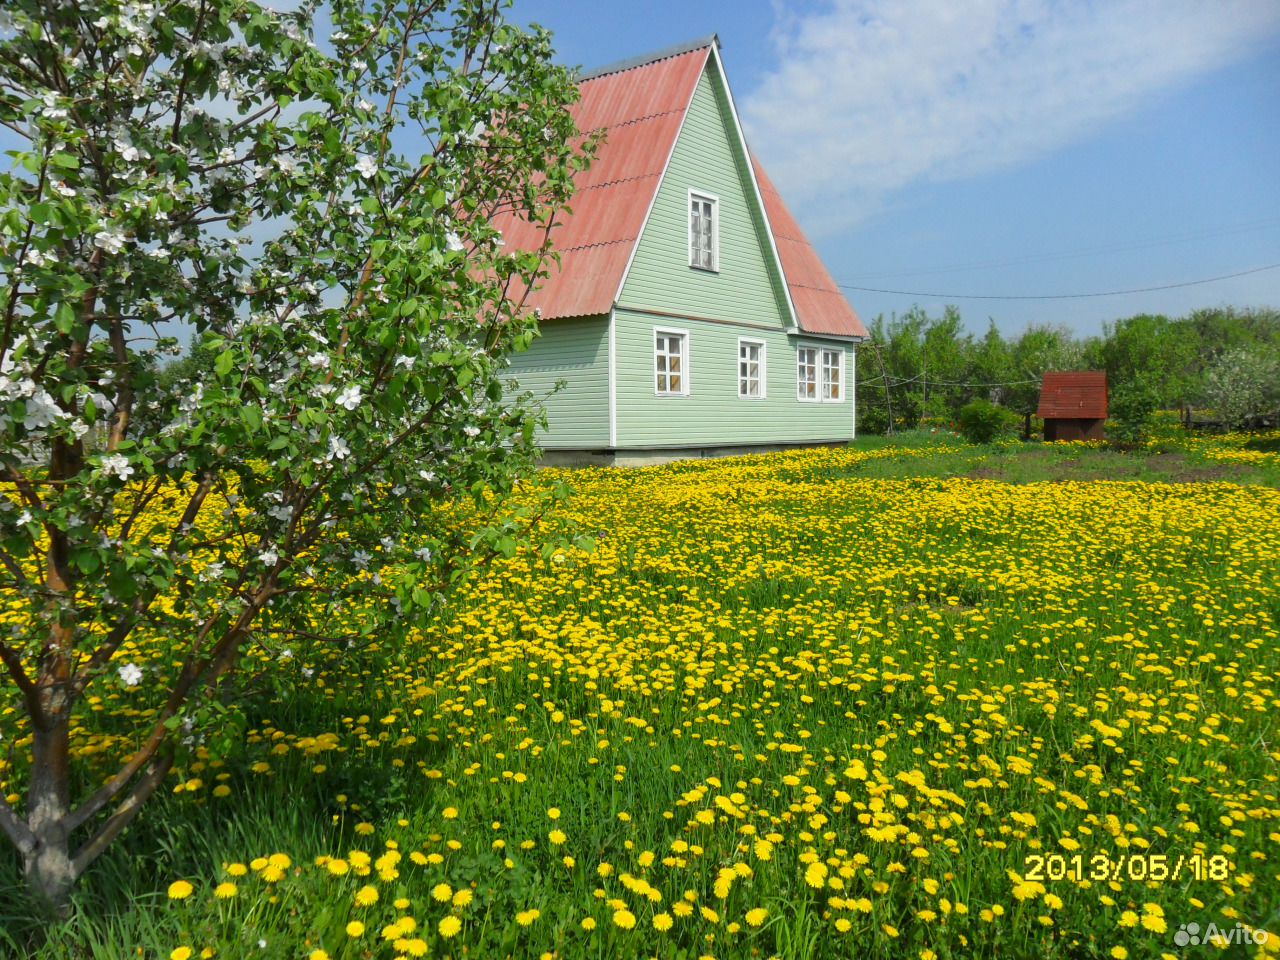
<box><xmin>821</xmin><ymin>349</ymin><xmax>843</xmax><ymax>400</ymax></box>
<box><xmin>738</xmin><ymin>339</ymin><xmax>766</xmax><ymax>399</ymax></box>
<box><xmin>654</xmin><ymin>329</ymin><xmax>688</xmax><ymax>396</ymax></box>
<box><xmin>798</xmin><ymin>346</ymin><xmax>844</xmax><ymax>402</ymax></box>
<box><xmin>797</xmin><ymin>347</ymin><xmax>817</xmax><ymax>401</ymax></box>
<box><xmin>689</xmin><ymin>191</ymin><xmax>718</xmax><ymax>271</ymax></box>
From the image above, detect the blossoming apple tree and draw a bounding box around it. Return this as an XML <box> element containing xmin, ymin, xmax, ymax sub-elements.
<box><xmin>0</xmin><ymin>0</ymin><xmax>590</xmax><ymax>911</ymax></box>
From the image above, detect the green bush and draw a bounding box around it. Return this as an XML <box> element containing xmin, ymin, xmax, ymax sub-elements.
<box><xmin>859</xmin><ymin>405</ymin><xmax>891</xmax><ymax>436</ymax></box>
<box><xmin>957</xmin><ymin>399</ymin><xmax>1018</xmax><ymax>444</ymax></box>
<box><xmin>1109</xmin><ymin>378</ymin><xmax>1159</xmax><ymax>444</ymax></box>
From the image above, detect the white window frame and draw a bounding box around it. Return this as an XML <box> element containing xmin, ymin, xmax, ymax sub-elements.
<box><xmin>796</xmin><ymin>345</ymin><xmax>818</xmax><ymax>402</ymax></box>
<box><xmin>688</xmin><ymin>189</ymin><xmax>719</xmax><ymax>272</ymax></box>
<box><xmin>737</xmin><ymin>337</ymin><xmax>767</xmax><ymax>400</ymax></box>
<box><xmin>821</xmin><ymin>348</ymin><xmax>844</xmax><ymax>401</ymax></box>
<box><xmin>654</xmin><ymin>327</ymin><xmax>690</xmax><ymax>397</ymax></box>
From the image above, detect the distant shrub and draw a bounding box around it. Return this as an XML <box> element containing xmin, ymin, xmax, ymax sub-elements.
<box><xmin>957</xmin><ymin>399</ymin><xmax>1018</xmax><ymax>444</ymax></box>
<box><xmin>859</xmin><ymin>405</ymin><xmax>891</xmax><ymax>436</ymax></box>
<box><xmin>895</xmin><ymin>392</ymin><xmax>923</xmax><ymax>430</ymax></box>
<box><xmin>1110</xmin><ymin>378</ymin><xmax>1159</xmax><ymax>445</ymax></box>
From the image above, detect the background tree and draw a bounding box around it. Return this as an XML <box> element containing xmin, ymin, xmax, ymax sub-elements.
<box><xmin>970</xmin><ymin>320</ymin><xmax>1012</xmax><ymax>405</ymax></box>
<box><xmin>1004</xmin><ymin>324</ymin><xmax>1079</xmax><ymax>436</ymax></box>
<box><xmin>1100</xmin><ymin>314</ymin><xmax>1198</xmax><ymax>408</ymax></box>
<box><xmin>0</xmin><ymin>0</ymin><xmax>590</xmax><ymax>911</ymax></box>
<box><xmin>1200</xmin><ymin>346</ymin><xmax>1280</xmax><ymax>429</ymax></box>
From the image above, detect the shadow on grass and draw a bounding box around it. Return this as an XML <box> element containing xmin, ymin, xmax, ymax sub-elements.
<box><xmin>0</xmin><ymin>677</ymin><xmax>454</xmax><ymax>957</ymax></box>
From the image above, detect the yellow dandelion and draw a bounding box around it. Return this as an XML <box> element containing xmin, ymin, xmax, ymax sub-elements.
<box><xmin>167</xmin><ymin>880</ymin><xmax>194</xmax><ymax>900</ymax></box>
<box><xmin>439</xmin><ymin>916</ymin><xmax>462</xmax><ymax>939</ymax></box>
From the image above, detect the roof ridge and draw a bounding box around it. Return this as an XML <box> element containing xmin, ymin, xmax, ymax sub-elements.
<box><xmin>578</xmin><ymin>35</ymin><xmax>718</xmax><ymax>82</ymax></box>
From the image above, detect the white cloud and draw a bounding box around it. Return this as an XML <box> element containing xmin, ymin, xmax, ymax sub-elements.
<box><xmin>742</xmin><ymin>0</ymin><xmax>1280</xmax><ymax>234</ymax></box>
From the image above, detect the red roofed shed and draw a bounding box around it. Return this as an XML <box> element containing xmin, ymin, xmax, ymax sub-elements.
<box><xmin>1038</xmin><ymin>372</ymin><xmax>1108</xmax><ymax>441</ymax></box>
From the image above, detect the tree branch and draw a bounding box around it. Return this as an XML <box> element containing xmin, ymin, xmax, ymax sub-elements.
<box><xmin>71</xmin><ymin>753</ymin><xmax>173</xmax><ymax>875</ymax></box>
<box><xmin>0</xmin><ymin>792</ymin><xmax>36</xmax><ymax>858</ymax></box>
<box><xmin>0</xmin><ymin>636</ymin><xmax>41</xmax><ymax>719</ymax></box>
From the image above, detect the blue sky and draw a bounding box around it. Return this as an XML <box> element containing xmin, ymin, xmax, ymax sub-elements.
<box><xmin>517</xmin><ymin>0</ymin><xmax>1280</xmax><ymax>337</ymax></box>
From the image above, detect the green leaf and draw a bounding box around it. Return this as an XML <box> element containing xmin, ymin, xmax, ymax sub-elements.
<box><xmin>53</xmin><ymin>302</ymin><xmax>75</xmax><ymax>334</ymax></box>
<box><xmin>214</xmin><ymin>350</ymin><xmax>235</xmax><ymax>377</ymax></box>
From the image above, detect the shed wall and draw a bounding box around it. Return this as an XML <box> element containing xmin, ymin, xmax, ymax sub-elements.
<box><xmin>1044</xmin><ymin>418</ymin><xmax>1106</xmax><ymax>442</ymax></box>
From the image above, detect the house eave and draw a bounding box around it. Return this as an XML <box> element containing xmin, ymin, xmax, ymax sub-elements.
<box><xmin>785</xmin><ymin>326</ymin><xmax>867</xmax><ymax>343</ymax></box>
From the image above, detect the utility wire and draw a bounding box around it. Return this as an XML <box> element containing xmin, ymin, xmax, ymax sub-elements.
<box><xmin>859</xmin><ymin>372</ymin><xmax>1041</xmax><ymax>388</ymax></box>
<box><xmin>838</xmin><ymin>262</ymin><xmax>1280</xmax><ymax>301</ymax></box>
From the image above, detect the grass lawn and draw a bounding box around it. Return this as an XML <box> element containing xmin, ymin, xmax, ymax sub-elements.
<box><xmin>2</xmin><ymin>429</ymin><xmax>1278</xmax><ymax>959</ymax></box>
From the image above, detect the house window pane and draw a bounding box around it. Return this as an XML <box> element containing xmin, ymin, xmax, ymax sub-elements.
<box><xmin>656</xmin><ymin>332</ymin><xmax>688</xmax><ymax>396</ymax></box>
<box><xmin>822</xmin><ymin>349</ymin><xmax>843</xmax><ymax>400</ymax></box>
<box><xmin>689</xmin><ymin>194</ymin><xmax>717</xmax><ymax>271</ymax></box>
<box><xmin>739</xmin><ymin>341</ymin><xmax>764</xmax><ymax>398</ymax></box>
<box><xmin>797</xmin><ymin>347</ymin><xmax>817</xmax><ymax>400</ymax></box>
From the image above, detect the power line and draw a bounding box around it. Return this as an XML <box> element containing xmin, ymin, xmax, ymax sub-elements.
<box><xmin>838</xmin><ymin>262</ymin><xmax>1280</xmax><ymax>301</ymax></box>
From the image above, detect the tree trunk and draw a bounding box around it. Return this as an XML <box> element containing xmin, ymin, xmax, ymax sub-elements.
<box><xmin>25</xmin><ymin>706</ymin><xmax>76</xmax><ymax>917</ymax></box>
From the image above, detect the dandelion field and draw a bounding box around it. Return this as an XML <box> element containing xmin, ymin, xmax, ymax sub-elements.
<box><xmin>3</xmin><ymin>432</ymin><xmax>1279</xmax><ymax>960</ymax></box>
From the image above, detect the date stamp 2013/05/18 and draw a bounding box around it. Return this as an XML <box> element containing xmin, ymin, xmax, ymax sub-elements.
<box><xmin>1024</xmin><ymin>853</ymin><xmax>1233</xmax><ymax>884</ymax></box>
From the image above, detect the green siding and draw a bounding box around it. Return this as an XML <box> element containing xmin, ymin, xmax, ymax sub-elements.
<box><xmin>617</xmin><ymin>59</ymin><xmax>792</xmax><ymax>326</ymax></box>
<box><xmin>614</xmin><ymin>310</ymin><xmax>854</xmax><ymax>447</ymax></box>
<box><xmin>611</xmin><ymin>56</ymin><xmax>854</xmax><ymax>449</ymax></box>
<box><xmin>505</xmin><ymin>315</ymin><xmax>610</xmax><ymax>448</ymax></box>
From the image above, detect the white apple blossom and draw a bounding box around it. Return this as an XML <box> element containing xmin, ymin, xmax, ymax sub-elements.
<box><xmin>100</xmin><ymin>453</ymin><xmax>133</xmax><ymax>480</ymax></box>
<box><xmin>335</xmin><ymin>384</ymin><xmax>361</xmax><ymax>410</ymax></box>
<box><xmin>354</xmin><ymin>154</ymin><xmax>378</xmax><ymax>178</ymax></box>
<box><xmin>94</xmin><ymin>230</ymin><xmax>127</xmax><ymax>254</ymax></box>
<box><xmin>118</xmin><ymin>663</ymin><xmax>143</xmax><ymax>687</ymax></box>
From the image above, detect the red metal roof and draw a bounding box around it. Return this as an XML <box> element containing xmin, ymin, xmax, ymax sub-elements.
<box><xmin>752</xmin><ymin>158</ymin><xmax>867</xmax><ymax>338</ymax></box>
<box><xmin>493</xmin><ymin>46</ymin><xmax>710</xmax><ymax>320</ymax></box>
<box><xmin>494</xmin><ymin>39</ymin><xmax>864</xmax><ymax>339</ymax></box>
<box><xmin>1038</xmin><ymin>371</ymin><xmax>1109</xmax><ymax>420</ymax></box>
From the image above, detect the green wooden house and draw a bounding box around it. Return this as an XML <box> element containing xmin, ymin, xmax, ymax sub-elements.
<box><xmin>497</xmin><ymin>36</ymin><xmax>866</xmax><ymax>465</ymax></box>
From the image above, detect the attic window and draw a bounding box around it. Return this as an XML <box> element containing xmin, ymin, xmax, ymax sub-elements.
<box><xmin>689</xmin><ymin>191</ymin><xmax>718</xmax><ymax>271</ymax></box>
